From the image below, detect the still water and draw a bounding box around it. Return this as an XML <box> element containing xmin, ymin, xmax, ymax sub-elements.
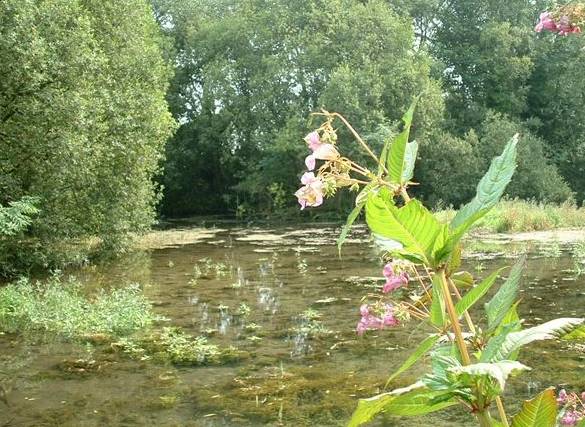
<box><xmin>0</xmin><ymin>224</ymin><xmax>584</xmax><ymax>426</ymax></box>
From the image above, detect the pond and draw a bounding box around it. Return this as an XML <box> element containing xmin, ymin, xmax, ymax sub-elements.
<box><xmin>1</xmin><ymin>224</ymin><xmax>584</xmax><ymax>426</ymax></box>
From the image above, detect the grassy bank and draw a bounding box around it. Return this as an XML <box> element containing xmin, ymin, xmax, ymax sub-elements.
<box><xmin>435</xmin><ymin>199</ymin><xmax>585</xmax><ymax>233</ymax></box>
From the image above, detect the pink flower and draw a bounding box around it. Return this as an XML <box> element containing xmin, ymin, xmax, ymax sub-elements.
<box><xmin>535</xmin><ymin>12</ymin><xmax>558</xmax><ymax>33</ymax></box>
<box><xmin>304</xmin><ymin>131</ymin><xmax>339</xmax><ymax>171</ymax></box>
<box><xmin>304</xmin><ymin>131</ymin><xmax>321</xmax><ymax>151</ymax></box>
<box><xmin>561</xmin><ymin>410</ymin><xmax>581</xmax><ymax>426</ymax></box>
<box><xmin>558</xmin><ymin>389</ymin><xmax>569</xmax><ymax>404</ymax></box>
<box><xmin>581</xmin><ymin>391</ymin><xmax>585</xmax><ymax>401</ymax></box>
<box><xmin>305</xmin><ymin>143</ymin><xmax>340</xmax><ymax>171</ymax></box>
<box><xmin>294</xmin><ymin>172</ymin><xmax>324</xmax><ymax>209</ymax></box>
<box><xmin>382</xmin><ymin>263</ymin><xmax>409</xmax><ymax>293</ymax></box>
<box><xmin>356</xmin><ymin>303</ymin><xmax>398</xmax><ymax>335</ymax></box>
<box><xmin>360</xmin><ymin>304</ymin><xmax>369</xmax><ymax>316</ymax></box>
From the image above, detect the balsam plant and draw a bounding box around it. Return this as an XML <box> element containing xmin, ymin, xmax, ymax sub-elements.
<box><xmin>295</xmin><ymin>97</ymin><xmax>585</xmax><ymax>427</ymax></box>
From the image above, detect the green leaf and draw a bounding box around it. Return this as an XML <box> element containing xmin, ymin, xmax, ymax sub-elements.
<box><xmin>488</xmin><ymin>318</ymin><xmax>585</xmax><ymax>361</ymax></box>
<box><xmin>451</xmin><ymin>271</ymin><xmax>474</xmax><ymax>289</ymax></box>
<box><xmin>434</xmin><ymin>134</ymin><xmax>519</xmax><ymax>263</ymax></box>
<box><xmin>430</xmin><ymin>273</ymin><xmax>446</xmax><ymax>327</ymax></box>
<box><xmin>387</xmin><ymin>97</ymin><xmax>418</xmax><ymax>184</ymax></box>
<box><xmin>422</xmin><ymin>352</ymin><xmax>469</xmax><ymax>396</ymax></box>
<box><xmin>455</xmin><ymin>269</ymin><xmax>503</xmax><ymax>317</ymax></box>
<box><xmin>385</xmin><ymin>334</ymin><xmax>440</xmax><ymax>387</ymax></box>
<box><xmin>485</xmin><ymin>256</ymin><xmax>525</xmax><ymax>331</ymax></box>
<box><xmin>563</xmin><ymin>325</ymin><xmax>585</xmax><ymax>340</ymax></box>
<box><xmin>401</xmin><ymin>141</ymin><xmax>419</xmax><ymax>183</ymax></box>
<box><xmin>448</xmin><ymin>360</ymin><xmax>530</xmax><ymax>392</ymax></box>
<box><xmin>577</xmin><ymin>418</ymin><xmax>585</xmax><ymax>427</ymax></box>
<box><xmin>451</xmin><ymin>134</ymin><xmax>518</xmax><ymax>231</ymax></box>
<box><xmin>492</xmin><ymin>301</ymin><xmax>522</xmax><ymax>361</ymax></box>
<box><xmin>348</xmin><ymin>382</ymin><xmax>456</xmax><ymax>427</ymax></box>
<box><xmin>447</xmin><ymin>245</ymin><xmax>463</xmax><ymax>275</ymax></box>
<box><xmin>365</xmin><ymin>193</ymin><xmax>445</xmax><ymax>265</ymax></box>
<box><xmin>480</xmin><ymin>321</ymin><xmax>521</xmax><ymax>362</ymax></box>
<box><xmin>511</xmin><ymin>388</ymin><xmax>557</xmax><ymax>427</ymax></box>
<box><xmin>337</xmin><ymin>183</ymin><xmax>378</xmax><ymax>252</ymax></box>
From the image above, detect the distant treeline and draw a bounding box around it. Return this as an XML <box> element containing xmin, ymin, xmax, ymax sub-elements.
<box><xmin>154</xmin><ymin>0</ymin><xmax>584</xmax><ymax>218</ymax></box>
<box><xmin>2</xmin><ymin>0</ymin><xmax>585</xmax><ymax>276</ymax></box>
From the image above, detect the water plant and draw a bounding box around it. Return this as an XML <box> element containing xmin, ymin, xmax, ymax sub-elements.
<box><xmin>295</xmin><ymin>96</ymin><xmax>585</xmax><ymax>426</ymax></box>
<box><xmin>0</xmin><ymin>276</ymin><xmax>157</xmax><ymax>339</ymax></box>
<box><xmin>113</xmin><ymin>327</ymin><xmax>244</xmax><ymax>366</ymax></box>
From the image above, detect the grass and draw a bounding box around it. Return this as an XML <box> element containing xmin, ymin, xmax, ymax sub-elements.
<box><xmin>436</xmin><ymin>199</ymin><xmax>585</xmax><ymax>233</ymax></box>
<box><xmin>0</xmin><ymin>276</ymin><xmax>157</xmax><ymax>339</ymax></box>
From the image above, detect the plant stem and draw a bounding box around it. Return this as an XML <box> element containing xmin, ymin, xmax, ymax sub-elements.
<box><xmin>477</xmin><ymin>410</ymin><xmax>494</xmax><ymax>427</ymax></box>
<box><xmin>331</xmin><ymin>112</ymin><xmax>386</xmax><ymax>173</ymax></box>
<box><xmin>400</xmin><ymin>187</ymin><xmax>411</xmax><ymax>203</ymax></box>
<box><xmin>438</xmin><ymin>269</ymin><xmax>471</xmax><ymax>365</ymax></box>
<box><xmin>448</xmin><ymin>278</ymin><xmax>477</xmax><ymax>335</ymax></box>
<box><xmin>495</xmin><ymin>396</ymin><xmax>510</xmax><ymax>427</ymax></box>
<box><xmin>447</xmin><ymin>277</ymin><xmax>510</xmax><ymax>426</ymax></box>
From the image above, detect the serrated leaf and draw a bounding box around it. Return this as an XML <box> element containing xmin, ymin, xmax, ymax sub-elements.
<box><xmin>494</xmin><ymin>302</ymin><xmax>522</xmax><ymax>360</ymax></box>
<box><xmin>488</xmin><ymin>318</ymin><xmax>585</xmax><ymax>361</ymax></box>
<box><xmin>451</xmin><ymin>134</ymin><xmax>518</xmax><ymax>231</ymax></box>
<box><xmin>486</xmin><ymin>256</ymin><xmax>525</xmax><ymax>331</ymax></box>
<box><xmin>455</xmin><ymin>269</ymin><xmax>504</xmax><ymax>317</ymax></box>
<box><xmin>365</xmin><ymin>193</ymin><xmax>444</xmax><ymax>265</ymax></box>
<box><xmin>385</xmin><ymin>334</ymin><xmax>440</xmax><ymax>387</ymax></box>
<box><xmin>337</xmin><ymin>183</ymin><xmax>378</xmax><ymax>253</ymax></box>
<box><xmin>434</xmin><ymin>135</ymin><xmax>518</xmax><ymax>263</ymax></box>
<box><xmin>480</xmin><ymin>321</ymin><xmax>521</xmax><ymax>362</ymax></box>
<box><xmin>348</xmin><ymin>382</ymin><xmax>457</xmax><ymax>427</ymax></box>
<box><xmin>387</xmin><ymin>97</ymin><xmax>418</xmax><ymax>184</ymax></box>
<box><xmin>430</xmin><ymin>273</ymin><xmax>446</xmax><ymax>327</ymax></box>
<box><xmin>563</xmin><ymin>325</ymin><xmax>585</xmax><ymax>340</ymax></box>
<box><xmin>401</xmin><ymin>140</ymin><xmax>418</xmax><ymax>183</ymax></box>
<box><xmin>448</xmin><ymin>360</ymin><xmax>530</xmax><ymax>392</ymax></box>
<box><xmin>511</xmin><ymin>388</ymin><xmax>557</xmax><ymax>427</ymax></box>
<box><xmin>422</xmin><ymin>353</ymin><xmax>462</xmax><ymax>392</ymax></box>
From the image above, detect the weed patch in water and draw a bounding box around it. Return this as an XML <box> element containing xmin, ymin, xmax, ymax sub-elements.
<box><xmin>0</xmin><ymin>277</ymin><xmax>156</xmax><ymax>339</ymax></box>
<box><xmin>113</xmin><ymin>327</ymin><xmax>247</xmax><ymax>366</ymax></box>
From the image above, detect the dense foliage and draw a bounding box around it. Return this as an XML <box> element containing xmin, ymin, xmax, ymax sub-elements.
<box><xmin>155</xmin><ymin>0</ymin><xmax>583</xmax><ymax>218</ymax></box>
<box><xmin>0</xmin><ymin>0</ymin><xmax>175</xmax><ymax>276</ymax></box>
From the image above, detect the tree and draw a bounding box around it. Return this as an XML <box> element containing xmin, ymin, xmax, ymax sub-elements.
<box><xmin>154</xmin><ymin>0</ymin><xmax>444</xmax><ymax>216</ymax></box>
<box><xmin>0</xmin><ymin>0</ymin><xmax>174</xmax><ymax>275</ymax></box>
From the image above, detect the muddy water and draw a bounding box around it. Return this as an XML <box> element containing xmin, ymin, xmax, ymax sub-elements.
<box><xmin>0</xmin><ymin>224</ymin><xmax>584</xmax><ymax>426</ymax></box>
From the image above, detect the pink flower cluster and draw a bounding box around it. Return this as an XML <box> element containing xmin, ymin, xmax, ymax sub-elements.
<box><xmin>356</xmin><ymin>303</ymin><xmax>398</xmax><ymax>335</ymax></box>
<box><xmin>535</xmin><ymin>12</ymin><xmax>581</xmax><ymax>35</ymax></box>
<box><xmin>557</xmin><ymin>389</ymin><xmax>585</xmax><ymax>426</ymax></box>
<box><xmin>382</xmin><ymin>262</ymin><xmax>409</xmax><ymax>293</ymax></box>
<box><xmin>295</xmin><ymin>131</ymin><xmax>339</xmax><ymax>209</ymax></box>
<box><xmin>303</xmin><ymin>131</ymin><xmax>339</xmax><ymax>171</ymax></box>
<box><xmin>294</xmin><ymin>172</ymin><xmax>324</xmax><ymax>209</ymax></box>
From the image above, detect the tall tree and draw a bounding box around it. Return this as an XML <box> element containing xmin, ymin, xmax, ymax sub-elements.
<box><xmin>0</xmin><ymin>0</ymin><xmax>174</xmax><ymax>274</ymax></box>
<box><xmin>154</xmin><ymin>0</ymin><xmax>444</xmax><ymax>216</ymax></box>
